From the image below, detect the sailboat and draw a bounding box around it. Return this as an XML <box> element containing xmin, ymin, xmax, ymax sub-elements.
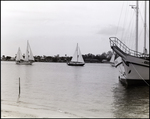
<box><xmin>16</xmin><ymin>47</ymin><xmax>24</xmax><ymax>64</ymax></box>
<box><xmin>110</xmin><ymin>52</ymin><xmax>116</xmax><ymax>67</ymax></box>
<box><xmin>67</xmin><ymin>43</ymin><xmax>85</xmax><ymax>66</ymax></box>
<box><xmin>16</xmin><ymin>41</ymin><xmax>34</xmax><ymax>65</ymax></box>
<box><xmin>109</xmin><ymin>1</ymin><xmax>149</xmax><ymax>86</ymax></box>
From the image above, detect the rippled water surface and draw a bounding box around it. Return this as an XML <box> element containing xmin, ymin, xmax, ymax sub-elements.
<box><xmin>1</xmin><ymin>61</ymin><xmax>149</xmax><ymax>118</ymax></box>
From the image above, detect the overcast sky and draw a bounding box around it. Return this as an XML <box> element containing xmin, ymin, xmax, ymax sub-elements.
<box><xmin>1</xmin><ymin>1</ymin><xmax>149</xmax><ymax>57</ymax></box>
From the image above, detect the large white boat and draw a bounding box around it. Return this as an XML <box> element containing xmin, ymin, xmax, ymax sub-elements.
<box><xmin>16</xmin><ymin>41</ymin><xmax>34</xmax><ymax>65</ymax></box>
<box><xmin>67</xmin><ymin>43</ymin><xmax>85</xmax><ymax>66</ymax></box>
<box><xmin>109</xmin><ymin>1</ymin><xmax>149</xmax><ymax>86</ymax></box>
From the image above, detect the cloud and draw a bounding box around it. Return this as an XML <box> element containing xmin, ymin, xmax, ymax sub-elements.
<box><xmin>97</xmin><ymin>24</ymin><xmax>125</xmax><ymax>36</ymax></box>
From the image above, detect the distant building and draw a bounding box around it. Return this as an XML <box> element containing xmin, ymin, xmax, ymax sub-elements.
<box><xmin>11</xmin><ymin>57</ymin><xmax>15</xmax><ymax>61</ymax></box>
<box><xmin>102</xmin><ymin>59</ymin><xmax>109</xmax><ymax>63</ymax></box>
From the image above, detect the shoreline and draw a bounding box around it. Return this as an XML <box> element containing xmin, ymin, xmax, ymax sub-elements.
<box><xmin>1</xmin><ymin>60</ymin><xmax>112</xmax><ymax>64</ymax></box>
<box><xmin>1</xmin><ymin>103</ymin><xmax>78</xmax><ymax>118</ymax></box>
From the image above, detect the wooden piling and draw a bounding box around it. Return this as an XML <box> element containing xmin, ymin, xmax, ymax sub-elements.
<box><xmin>17</xmin><ymin>77</ymin><xmax>21</xmax><ymax>102</ymax></box>
<box><xmin>19</xmin><ymin>77</ymin><xmax>20</xmax><ymax>97</ymax></box>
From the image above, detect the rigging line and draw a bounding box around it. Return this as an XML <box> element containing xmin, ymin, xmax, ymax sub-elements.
<box><xmin>131</xmin><ymin>63</ymin><xmax>150</xmax><ymax>86</ymax></box>
<box><xmin>128</xmin><ymin>1</ymin><xmax>140</xmax><ymax>50</ymax></box>
<box><xmin>129</xmin><ymin>12</ymin><xmax>136</xmax><ymax>50</ymax></box>
<box><xmin>138</xmin><ymin>28</ymin><xmax>143</xmax><ymax>40</ymax></box>
<box><xmin>115</xmin><ymin>2</ymin><xmax>124</xmax><ymax>36</ymax></box>
<box><xmin>139</xmin><ymin>2</ymin><xmax>150</xmax><ymax>39</ymax></box>
<box><xmin>146</xmin><ymin>29</ymin><xmax>149</xmax><ymax>36</ymax></box>
<box><xmin>141</xmin><ymin>1</ymin><xmax>149</xmax><ymax>30</ymax></box>
<box><xmin>121</xmin><ymin>2</ymin><xmax>129</xmax><ymax>43</ymax></box>
<box><xmin>129</xmin><ymin>14</ymin><xmax>135</xmax><ymax>49</ymax></box>
<box><xmin>138</xmin><ymin>10</ymin><xmax>145</xmax><ymax>39</ymax></box>
<box><xmin>125</xmin><ymin>7</ymin><xmax>135</xmax><ymax>46</ymax></box>
<box><xmin>138</xmin><ymin>1</ymin><xmax>144</xmax><ymax>22</ymax></box>
<box><xmin>146</xmin><ymin>30</ymin><xmax>149</xmax><ymax>38</ymax></box>
<box><xmin>139</xmin><ymin>10</ymin><xmax>144</xmax><ymax>24</ymax></box>
<box><xmin>138</xmin><ymin>5</ymin><xmax>149</xmax><ymax>47</ymax></box>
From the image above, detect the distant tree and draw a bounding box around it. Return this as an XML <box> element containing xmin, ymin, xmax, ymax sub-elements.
<box><xmin>106</xmin><ymin>51</ymin><xmax>113</xmax><ymax>61</ymax></box>
<box><xmin>66</xmin><ymin>56</ymin><xmax>72</xmax><ymax>62</ymax></box>
<box><xmin>45</xmin><ymin>56</ymin><xmax>53</xmax><ymax>62</ymax></box>
<box><xmin>95</xmin><ymin>54</ymin><xmax>101</xmax><ymax>60</ymax></box>
<box><xmin>87</xmin><ymin>53</ymin><xmax>95</xmax><ymax>58</ymax></box>
<box><xmin>100</xmin><ymin>52</ymin><xmax>107</xmax><ymax>62</ymax></box>
<box><xmin>52</xmin><ymin>57</ymin><xmax>58</xmax><ymax>62</ymax></box>
<box><xmin>2</xmin><ymin>55</ymin><xmax>5</xmax><ymax>60</ymax></box>
<box><xmin>5</xmin><ymin>56</ymin><xmax>11</xmax><ymax>60</ymax></box>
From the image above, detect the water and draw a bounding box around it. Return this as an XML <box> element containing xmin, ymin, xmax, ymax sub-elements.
<box><xmin>1</xmin><ymin>61</ymin><xmax>149</xmax><ymax>118</ymax></box>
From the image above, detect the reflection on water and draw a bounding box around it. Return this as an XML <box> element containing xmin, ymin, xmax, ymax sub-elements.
<box><xmin>1</xmin><ymin>61</ymin><xmax>149</xmax><ymax>118</ymax></box>
<box><xmin>112</xmin><ymin>83</ymin><xmax>149</xmax><ymax>118</ymax></box>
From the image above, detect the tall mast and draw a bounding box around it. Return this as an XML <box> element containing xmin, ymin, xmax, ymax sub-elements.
<box><xmin>25</xmin><ymin>40</ymin><xmax>29</xmax><ymax>61</ymax></box>
<box><xmin>143</xmin><ymin>1</ymin><xmax>147</xmax><ymax>54</ymax></box>
<box><xmin>135</xmin><ymin>1</ymin><xmax>138</xmax><ymax>53</ymax></box>
<box><xmin>77</xmin><ymin>43</ymin><xmax>78</xmax><ymax>62</ymax></box>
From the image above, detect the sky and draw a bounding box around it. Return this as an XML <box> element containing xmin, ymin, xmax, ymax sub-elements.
<box><xmin>1</xmin><ymin>1</ymin><xmax>149</xmax><ymax>57</ymax></box>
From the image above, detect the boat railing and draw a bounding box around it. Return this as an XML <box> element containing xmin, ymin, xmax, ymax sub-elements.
<box><xmin>109</xmin><ymin>37</ymin><xmax>149</xmax><ymax>58</ymax></box>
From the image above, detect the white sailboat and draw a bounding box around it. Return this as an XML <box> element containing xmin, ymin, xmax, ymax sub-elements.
<box><xmin>67</xmin><ymin>43</ymin><xmax>85</xmax><ymax>66</ymax></box>
<box><xmin>16</xmin><ymin>41</ymin><xmax>34</xmax><ymax>65</ymax></box>
<box><xmin>16</xmin><ymin>47</ymin><xmax>24</xmax><ymax>63</ymax></box>
<box><xmin>109</xmin><ymin>1</ymin><xmax>149</xmax><ymax>86</ymax></box>
<box><xmin>110</xmin><ymin>52</ymin><xmax>116</xmax><ymax>67</ymax></box>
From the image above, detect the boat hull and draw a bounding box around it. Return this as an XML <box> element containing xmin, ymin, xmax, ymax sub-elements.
<box><xmin>123</xmin><ymin>55</ymin><xmax>149</xmax><ymax>77</ymax></box>
<box><xmin>120</xmin><ymin>57</ymin><xmax>149</xmax><ymax>86</ymax></box>
<box><xmin>67</xmin><ymin>62</ymin><xmax>85</xmax><ymax>66</ymax></box>
<box><xmin>16</xmin><ymin>61</ymin><xmax>33</xmax><ymax>65</ymax></box>
<box><xmin>110</xmin><ymin>42</ymin><xmax>149</xmax><ymax>86</ymax></box>
<box><xmin>115</xmin><ymin>52</ymin><xmax>149</xmax><ymax>86</ymax></box>
<box><xmin>119</xmin><ymin>75</ymin><xmax>149</xmax><ymax>86</ymax></box>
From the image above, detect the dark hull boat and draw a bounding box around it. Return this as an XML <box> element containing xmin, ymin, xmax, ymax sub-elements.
<box><xmin>67</xmin><ymin>43</ymin><xmax>85</xmax><ymax>66</ymax></box>
<box><xmin>16</xmin><ymin>60</ymin><xmax>34</xmax><ymax>65</ymax></box>
<box><xmin>67</xmin><ymin>62</ymin><xmax>85</xmax><ymax>66</ymax></box>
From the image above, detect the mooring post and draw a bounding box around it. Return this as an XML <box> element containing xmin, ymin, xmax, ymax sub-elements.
<box><xmin>19</xmin><ymin>77</ymin><xmax>20</xmax><ymax>97</ymax></box>
<box><xmin>17</xmin><ymin>77</ymin><xmax>21</xmax><ymax>102</ymax></box>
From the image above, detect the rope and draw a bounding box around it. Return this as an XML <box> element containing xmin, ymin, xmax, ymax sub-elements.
<box><xmin>131</xmin><ymin>63</ymin><xmax>150</xmax><ymax>86</ymax></box>
<box><xmin>115</xmin><ymin>2</ymin><xmax>124</xmax><ymax>36</ymax></box>
<box><xmin>126</xmin><ymin>8</ymin><xmax>134</xmax><ymax>47</ymax></box>
<box><xmin>121</xmin><ymin>2</ymin><xmax>129</xmax><ymax>41</ymax></box>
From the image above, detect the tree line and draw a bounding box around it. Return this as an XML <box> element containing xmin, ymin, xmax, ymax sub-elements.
<box><xmin>1</xmin><ymin>51</ymin><xmax>116</xmax><ymax>63</ymax></box>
